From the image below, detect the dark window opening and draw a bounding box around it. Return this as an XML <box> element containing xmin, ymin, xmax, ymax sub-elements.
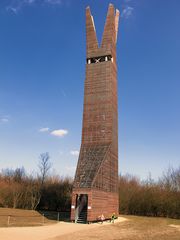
<box><xmin>87</xmin><ymin>55</ymin><xmax>112</xmax><ymax>64</ymax></box>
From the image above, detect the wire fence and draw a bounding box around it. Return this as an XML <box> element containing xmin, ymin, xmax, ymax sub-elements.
<box><xmin>0</xmin><ymin>211</ymin><xmax>71</xmax><ymax>227</ymax></box>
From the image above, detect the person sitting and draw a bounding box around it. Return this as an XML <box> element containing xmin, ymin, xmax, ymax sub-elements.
<box><xmin>111</xmin><ymin>213</ymin><xmax>115</xmax><ymax>223</ymax></box>
<box><xmin>100</xmin><ymin>214</ymin><xmax>105</xmax><ymax>224</ymax></box>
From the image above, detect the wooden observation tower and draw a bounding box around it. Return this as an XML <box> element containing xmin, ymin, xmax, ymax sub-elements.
<box><xmin>71</xmin><ymin>4</ymin><xmax>120</xmax><ymax>223</ymax></box>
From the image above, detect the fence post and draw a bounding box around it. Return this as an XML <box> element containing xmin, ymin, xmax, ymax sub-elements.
<box><xmin>42</xmin><ymin>214</ymin><xmax>45</xmax><ymax>225</ymax></box>
<box><xmin>7</xmin><ymin>215</ymin><xmax>10</xmax><ymax>226</ymax></box>
<box><xmin>57</xmin><ymin>212</ymin><xmax>60</xmax><ymax>221</ymax></box>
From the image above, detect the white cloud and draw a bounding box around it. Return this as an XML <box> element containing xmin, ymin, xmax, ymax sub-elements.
<box><xmin>70</xmin><ymin>150</ymin><xmax>79</xmax><ymax>156</ymax></box>
<box><xmin>39</xmin><ymin>127</ymin><xmax>49</xmax><ymax>132</ymax></box>
<box><xmin>122</xmin><ymin>6</ymin><xmax>134</xmax><ymax>19</ymax></box>
<box><xmin>51</xmin><ymin>129</ymin><xmax>68</xmax><ymax>137</ymax></box>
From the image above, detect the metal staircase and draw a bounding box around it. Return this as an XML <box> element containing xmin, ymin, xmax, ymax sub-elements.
<box><xmin>76</xmin><ymin>206</ymin><xmax>87</xmax><ymax>224</ymax></box>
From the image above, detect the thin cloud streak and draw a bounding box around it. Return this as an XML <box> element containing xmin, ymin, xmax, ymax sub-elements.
<box><xmin>70</xmin><ymin>150</ymin><xmax>79</xmax><ymax>156</ymax></box>
<box><xmin>122</xmin><ymin>6</ymin><xmax>134</xmax><ymax>19</ymax></box>
<box><xmin>45</xmin><ymin>0</ymin><xmax>62</xmax><ymax>5</ymax></box>
<box><xmin>39</xmin><ymin>127</ymin><xmax>50</xmax><ymax>132</ymax></box>
<box><xmin>0</xmin><ymin>116</ymin><xmax>10</xmax><ymax>123</ymax></box>
<box><xmin>0</xmin><ymin>118</ymin><xmax>9</xmax><ymax>123</ymax></box>
<box><xmin>6</xmin><ymin>0</ymin><xmax>63</xmax><ymax>14</ymax></box>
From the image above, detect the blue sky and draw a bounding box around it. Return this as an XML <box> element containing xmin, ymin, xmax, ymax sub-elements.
<box><xmin>0</xmin><ymin>0</ymin><xmax>179</xmax><ymax>179</ymax></box>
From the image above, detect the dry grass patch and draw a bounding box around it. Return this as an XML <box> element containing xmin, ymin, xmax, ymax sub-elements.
<box><xmin>51</xmin><ymin>215</ymin><xmax>180</xmax><ymax>240</ymax></box>
<box><xmin>0</xmin><ymin>208</ymin><xmax>56</xmax><ymax>227</ymax></box>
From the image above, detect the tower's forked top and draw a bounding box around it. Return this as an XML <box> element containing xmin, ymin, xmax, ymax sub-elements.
<box><xmin>86</xmin><ymin>4</ymin><xmax>120</xmax><ymax>56</ymax></box>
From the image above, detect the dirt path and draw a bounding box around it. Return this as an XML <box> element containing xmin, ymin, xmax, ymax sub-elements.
<box><xmin>0</xmin><ymin>217</ymin><xmax>127</xmax><ymax>240</ymax></box>
<box><xmin>169</xmin><ymin>224</ymin><xmax>180</xmax><ymax>231</ymax></box>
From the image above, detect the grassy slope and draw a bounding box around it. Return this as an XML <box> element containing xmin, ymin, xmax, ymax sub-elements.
<box><xmin>0</xmin><ymin>208</ymin><xmax>56</xmax><ymax>227</ymax></box>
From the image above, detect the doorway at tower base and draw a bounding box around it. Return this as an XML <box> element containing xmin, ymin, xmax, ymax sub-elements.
<box><xmin>71</xmin><ymin>189</ymin><xmax>119</xmax><ymax>223</ymax></box>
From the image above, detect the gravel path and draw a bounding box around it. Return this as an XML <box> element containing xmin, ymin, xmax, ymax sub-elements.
<box><xmin>0</xmin><ymin>217</ymin><xmax>127</xmax><ymax>240</ymax></box>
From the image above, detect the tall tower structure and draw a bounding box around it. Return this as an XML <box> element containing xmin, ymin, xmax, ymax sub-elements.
<box><xmin>71</xmin><ymin>4</ymin><xmax>119</xmax><ymax>223</ymax></box>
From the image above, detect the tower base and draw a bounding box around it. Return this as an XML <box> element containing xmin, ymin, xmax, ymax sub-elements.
<box><xmin>71</xmin><ymin>188</ymin><xmax>119</xmax><ymax>222</ymax></box>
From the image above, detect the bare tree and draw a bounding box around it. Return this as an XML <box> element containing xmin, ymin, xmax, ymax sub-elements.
<box><xmin>38</xmin><ymin>152</ymin><xmax>52</xmax><ymax>185</ymax></box>
<box><xmin>13</xmin><ymin>167</ymin><xmax>25</xmax><ymax>183</ymax></box>
<box><xmin>28</xmin><ymin>178</ymin><xmax>41</xmax><ymax>210</ymax></box>
<box><xmin>13</xmin><ymin>185</ymin><xmax>24</xmax><ymax>208</ymax></box>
